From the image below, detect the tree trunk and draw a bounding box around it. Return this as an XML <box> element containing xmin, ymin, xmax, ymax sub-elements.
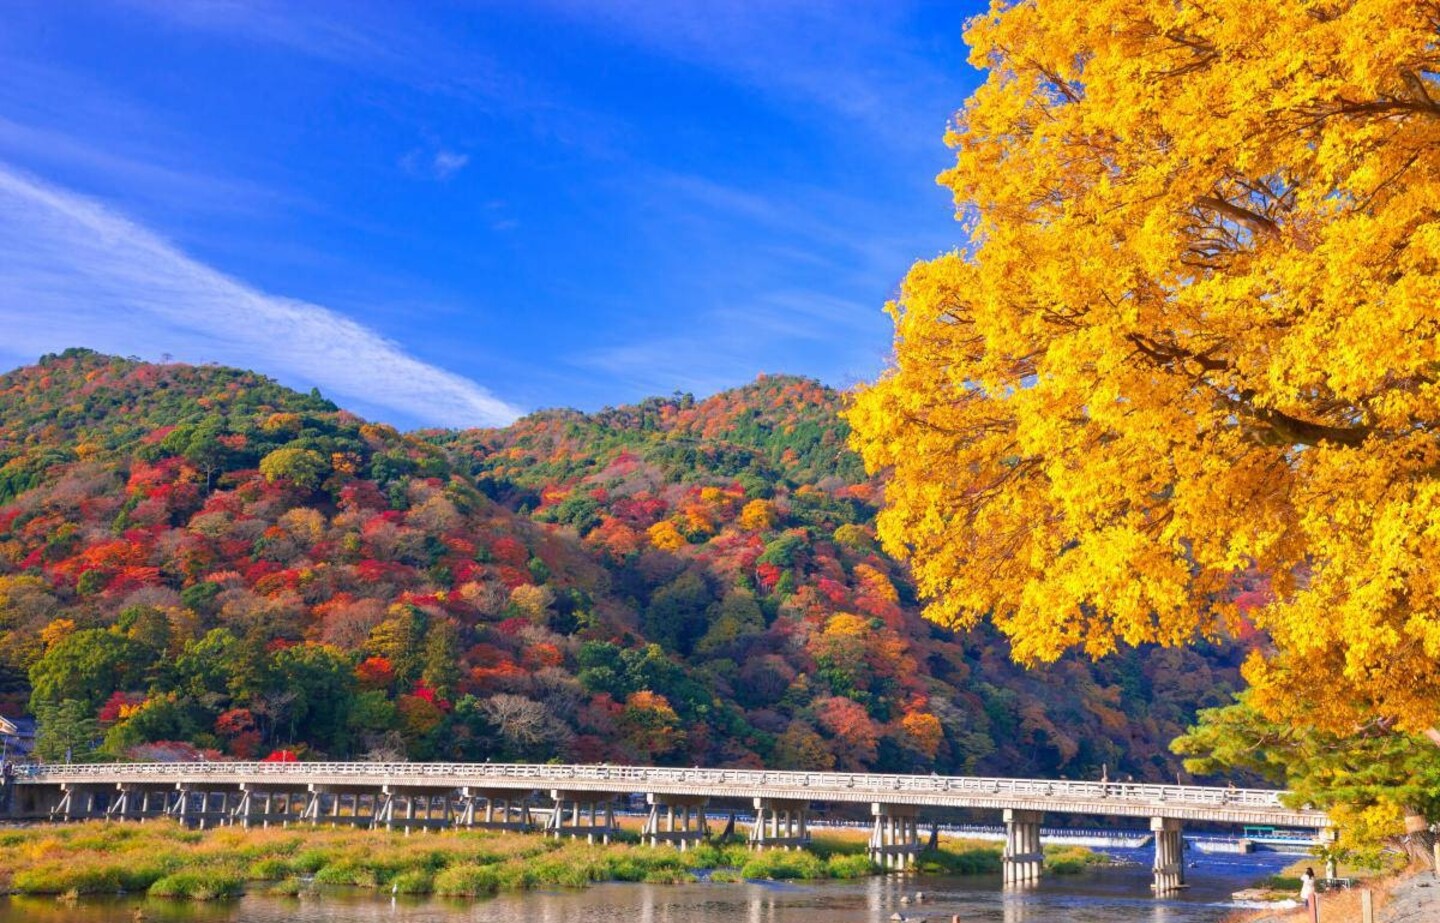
<box><xmin>1403</xmin><ymin>808</ymin><xmax>1436</xmax><ymax>869</ymax></box>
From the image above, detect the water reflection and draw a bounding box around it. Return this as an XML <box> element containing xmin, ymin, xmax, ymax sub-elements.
<box><xmin>0</xmin><ymin>850</ymin><xmax>1295</xmax><ymax>923</ymax></box>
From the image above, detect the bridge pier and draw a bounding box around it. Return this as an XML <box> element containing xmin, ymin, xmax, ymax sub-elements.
<box><xmin>234</xmin><ymin>784</ymin><xmax>296</xmax><ymax>829</ymax></box>
<box><xmin>374</xmin><ymin>785</ymin><xmax>454</xmax><ymax>832</ymax></box>
<box><xmin>868</xmin><ymin>803</ymin><xmax>922</xmax><ymax>871</ymax></box>
<box><xmin>53</xmin><ymin>783</ymin><xmax>111</xmax><ymax>821</ymax></box>
<box><xmin>164</xmin><ymin>785</ymin><xmax>237</xmax><ymax>829</ymax></box>
<box><xmin>455</xmin><ymin>787</ymin><xmax>533</xmax><ymax>831</ymax></box>
<box><xmin>1003</xmin><ymin>809</ymin><xmax>1044</xmax><ymax>885</ymax></box>
<box><xmin>1151</xmin><ymin>817</ymin><xmax>1186</xmax><ymax>893</ymax></box>
<box><xmin>546</xmin><ymin>789</ymin><xmax>620</xmax><ymax>843</ymax></box>
<box><xmin>748</xmin><ymin>797</ymin><xmax>810</xmax><ymax>851</ymax></box>
<box><xmin>106</xmin><ymin>783</ymin><xmax>170</xmax><ymax>821</ymax></box>
<box><xmin>642</xmin><ymin>793</ymin><xmax>708</xmax><ymax>849</ymax></box>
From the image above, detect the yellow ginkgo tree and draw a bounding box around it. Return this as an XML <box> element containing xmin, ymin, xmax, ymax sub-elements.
<box><xmin>848</xmin><ymin>0</ymin><xmax>1440</xmax><ymax>739</ymax></box>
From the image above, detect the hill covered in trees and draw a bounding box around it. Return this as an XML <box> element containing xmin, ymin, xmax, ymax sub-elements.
<box><xmin>0</xmin><ymin>349</ymin><xmax>1243</xmax><ymax>777</ymax></box>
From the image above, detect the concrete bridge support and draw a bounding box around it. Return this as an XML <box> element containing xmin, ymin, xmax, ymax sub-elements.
<box><xmin>642</xmin><ymin>793</ymin><xmax>708</xmax><ymax>849</ymax></box>
<box><xmin>748</xmin><ymin>798</ymin><xmax>810</xmax><ymax>851</ymax></box>
<box><xmin>457</xmin><ymin>787</ymin><xmax>534</xmax><ymax>831</ymax></box>
<box><xmin>868</xmin><ymin>803</ymin><xmax>922</xmax><ymax>871</ymax></box>
<box><xmin>106</xmin><ymin>783</ymin><xmax>172</xmax><ymax>821</ymax></box>
<box><xmin>233</xmin><ymin>784</ymin><xmax>301</xmax><ymax>829</ymax></box>
<box><xmin>1151</xmin><ymin>817</ymin><xmax>1185</xmax><ymax>893</ymax></box>
<box><xmin>373</xmin><ymin>785</ymin><xmax>453</xmax><ymax>832</ymax></box>
<box><xmin>1003</xmin><ymin>809</ymin><xmax>1044</xmax><ymax>885</ymax></box>
<box><xmin>546</xmin><ymin>789</ymin><xmax>620</xmax><ymax>843</ymax></box>
<box><xmin>52</xmin><ymin>783</ymin><xmax>111</xmax><ymax>821</ymax></box>
<box><xmin>293</xmin><ymin>785</ymin><xmax>363</xmax><ymax>826</ymax></box>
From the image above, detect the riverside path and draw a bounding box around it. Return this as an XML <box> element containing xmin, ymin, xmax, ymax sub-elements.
<box><xmin>2</xmin><ymin>761</ymin><xmax>1332</xmax><ymax>894</ymax></box>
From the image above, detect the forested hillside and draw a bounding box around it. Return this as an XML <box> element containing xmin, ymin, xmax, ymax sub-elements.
<box><xmin>0</xmin><ymin>349</ymin><xmax>1242</xmax><ymax>777</ymax></box>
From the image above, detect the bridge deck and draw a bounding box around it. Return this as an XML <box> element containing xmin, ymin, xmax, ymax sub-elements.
<box><xmin>11</xmin><ymin>762</ymin><xmax>1329</xmax><ymax>828</ymax></box>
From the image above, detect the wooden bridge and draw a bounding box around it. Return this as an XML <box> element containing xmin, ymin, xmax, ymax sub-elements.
<box><xmin>0</xmin><ymin>761</ymin><xmax>1332</xmax><ymax>893</ymax></box>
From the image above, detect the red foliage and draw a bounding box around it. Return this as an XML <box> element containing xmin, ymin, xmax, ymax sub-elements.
<box><xmin>106</xmin><ymin>566</ymin><xmax>163</xmax><ymax>593</ymax></box>
<box><xmin>490</xmin><ymin>536</ymin><xmax>530</xmax><ymax>567</ymax></box>
<box><xmin>215</xmin><ymin>708</ymin><xmax>256</xmax><ymax>736</ymax></box>
<box><xmin>356</xmin><ymin>656</ymin><xmax>396</xmax><ymax>690</ymax></box>
<box><xmin>494</xmin><ymin>565</ymin><xmax>531</xmax><ymax>589</ymax></box>
<box><xmin>522</xmin><ymin>642</ymin><xmax>564</xmax><ymax>670</ymax></box>
<box><xmin>817</xmin><ymin>576</ymin><xmax>850</xmax><ymax>606</ymax></box>
<box><xmin>98</xmin><ymin>691</ymin><xmax>145</xmax><ymax>725</ymax></box>
<box><xmin>410</xmin><ymin>680</ymin><xmax>451</xmax><ymax>711</ymax></box>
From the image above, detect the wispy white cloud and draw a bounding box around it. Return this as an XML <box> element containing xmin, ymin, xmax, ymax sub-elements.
<box><xmin>400</xmin><ymin>147</ymin><xmax>470</xmax><ymax>181</ymax></box>
<box><xmin>0</xmin><ymin>162</ymin><xmax>522</xmax><ymax>428</ymax></box>
<box><xmin>573</xmin><ymin>287</ymin><xmax>893</xmax><ymax>398</ymax></box>
<box><xmin>431</xmin><ymin>150</ymin><xmax>470</xmax><ymax>179</ymax></box>
<box><xmin>123</xmin><ymin>0</ymin><xmax>396</xmax><ymax>67</ymax></box>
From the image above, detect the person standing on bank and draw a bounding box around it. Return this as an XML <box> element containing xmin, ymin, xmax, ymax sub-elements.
<box><xmin>1299</xmin><ymin>867</ymin><xmax>1317</xmax><ymax>920</ymax></box>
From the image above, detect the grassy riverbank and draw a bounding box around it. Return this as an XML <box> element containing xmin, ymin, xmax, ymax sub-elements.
<box><xmin>1225</xmin><ymin>854</ymin><xmax>1409</xmax><ymax>922</ymax></box>
<box><xmin>0</xmin><ymin>821</ymin><xmax>1106</xmax><ymax>901</ymax></box>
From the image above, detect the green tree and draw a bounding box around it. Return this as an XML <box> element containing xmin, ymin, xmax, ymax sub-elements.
<box><xmin>642</xmin><ymin>571</ymin><xmax>714</xmax><ymax>655</ymax></box>
<box><xmin>1175</xmin><ymin>695</ymin><xmax>1440</xmax><ymax>866</ymax></box>
<box><xmin>271</xmin><ymin>644</ymin><xmax>356</xmax><ymax>754</ymax></box>
<box><xmin>259</xmin><ymin>447</ymin><xmax>328</xmax><ymax>490</ymax></box>
<box><xmin>34</xmin><ymin>699</ymin><xmax>102</xmax><ymax>763</ymax></box>
<box><xmin>29</xmin><ymin>629</ymin><xmax>144</xmax><ymax>714</ymax></box>
<box><xmin>421</xmin><ymin>620</ymin><xmax>461</xmax><ymax>701</ymax></box>
<box><xmin>695</xmin><ymin>589</ymin><xmax>764</xmax><ymax>656</ymax></box>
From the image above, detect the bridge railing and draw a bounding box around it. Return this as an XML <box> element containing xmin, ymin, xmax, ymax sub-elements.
<box><xmin>12</xmin><ymin>761</ymin><xmax>1295</xmax><ymax>810</ymax></box>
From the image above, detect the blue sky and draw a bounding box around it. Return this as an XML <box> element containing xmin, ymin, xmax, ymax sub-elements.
<box><xmin>0</xmin><ymin>1</ymin><xmax>987</xmax><ymax>429</ymax></box>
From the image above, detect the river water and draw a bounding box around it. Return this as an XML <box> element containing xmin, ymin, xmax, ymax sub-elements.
<box><xmin>0</xmin><ymin>847</ymin><xmax>1295</xmax><ymax>923</ymax></box>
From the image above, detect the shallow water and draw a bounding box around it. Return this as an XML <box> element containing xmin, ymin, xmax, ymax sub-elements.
<box><xmin>0</xmin><ymin>847</ymin><xmax>1296</xmax><ymax>923</ymax></box>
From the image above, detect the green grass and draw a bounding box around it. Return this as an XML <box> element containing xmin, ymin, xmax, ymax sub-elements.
<box><xmin>1044</xmin><ymin>845</ymin><xmax>1112</xmax><ymax>875</ymax></box>
<box><xmin>148</xmin><ymin>870</ymin><xmax>244</xmax><ymax>900</ymax></box>
<box><xmin>433</xmin><ymin>863</ymin><xmax>501</xmax><ymax>896</ymax></box>
<box><xmin>739</xmin><ymin>850</ymin><xmax>827</xmax><ymax>880</ymax></box>
<box><xmin>825</xmin><ymin>853</ymin><xmax>878</xmax><ymax>878</ymax></box>
<box><xmin>0</xmin><ymin>819</ymin><xmax>1073</xmax><ymax>901</ymax></box>
<box><xmin>917</xmin><ymin>840</ymin><xmax>1003</xmax><ymax>875</ymax></box>
<box><xmin>391</xmin><ymin>869</ymin><xmax>435</xmax><ymax>894</ymax></box>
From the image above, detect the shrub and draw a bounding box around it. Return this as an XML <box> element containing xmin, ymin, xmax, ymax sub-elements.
<box><xmin>246</xmin><ymin>857</ymin><xmax>290</xmax><ymax>880</ymax></box>
<box><xmin>825</xmin><ymin>854</ymin><xmax>876</xmax><ymax>879</ymax></box>
<box><xmin>313</xmin><ymin>862</ymin><xmax>378</xmax><ymax>888</ymax></box>
<box><xmin>267</xmin><ymin>877</ymin><xmax>306</xmax><ymax>896</ymax></box>
<box><xmin>434</xmin><ymin>863</ymin><xmax>501</xmax><ymax>897</ymax></box>
<box><xmin>739</xmin><ymin>851</ymin><xmax>827</xmax><ymax>880</ymax></box>
<box><xmin>12</xmin><ymin>864</ymin><xmax>121</xmax><ymax>895</ymax></box>
<box><xmin>1045</xmin><ymin>845</ymin><xmax>1108</xmax><ymax>875</ymax></box>
<box><xmin>148</xmin><ymin>871</ymin><xmax>243</xmax><ymax>901</ymax></box>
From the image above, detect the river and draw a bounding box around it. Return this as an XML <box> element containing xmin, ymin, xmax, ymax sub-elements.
<box><xmin>0</xmin><ymin>847</ymin><xmax>1295</xmax><ymax>923</ymax></box>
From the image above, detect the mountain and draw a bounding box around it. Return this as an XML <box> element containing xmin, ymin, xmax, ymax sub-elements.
<box><xmin>0</xmin><ymin>349</ymin><xmax>1243</xmax><ymax>777</ymax></box>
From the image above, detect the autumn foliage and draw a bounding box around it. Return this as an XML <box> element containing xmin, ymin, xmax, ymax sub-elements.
<box><xmin>0</xmin><ymin>350</ymin><xmax>1243</xmax><ymax>778</ymax></box>
<box><xmin>849</xmin><ymin>0</ymin><xmax>1440</xmax><ymax>737</ymax></box>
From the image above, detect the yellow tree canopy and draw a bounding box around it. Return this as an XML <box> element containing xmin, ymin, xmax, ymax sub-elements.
<box><xmin>848</xmin><ymin>0</ymin><xmax>1440</xmax><ymax>735</ymax></box>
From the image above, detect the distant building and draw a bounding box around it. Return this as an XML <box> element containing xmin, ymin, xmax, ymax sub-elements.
<box><xmin>0</xmin><ymin>715</ymin><xmax>36</xmax><ymax>761</ymax></box>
